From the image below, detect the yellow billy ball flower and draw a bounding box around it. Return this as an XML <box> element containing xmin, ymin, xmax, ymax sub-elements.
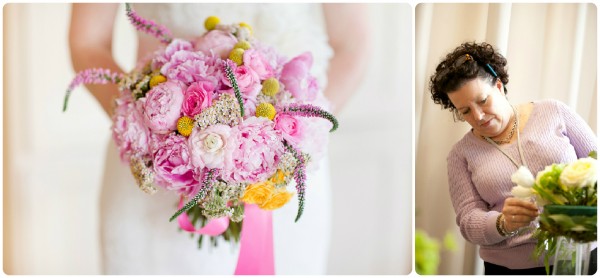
<box><xmin>241</xmin><ymin>181</ymin><xmax>275</xmax><ymax>205</ymax></box>
<box><xmin>234</xmin><ymin>40</ymin><xmax>252</xmax><ymax>50</ymax></box>
<box><xmin>239</xmin><ymin>22</ymin><xmax>253</xmax><ymax>35</ymax></box>
<box><xmin>204</xmin><ymin>16</ymin><xmax>220</xmax><ymax>31</ymax></box>
<box><xmin>149</xmin><ymin>74</ymin><xmax>167</xmax><ymax>88</ymax></box>
<box><xmin>261</xmin><ymin>78</ymin><xmax>280</xmax><ymax>96</ymax></box>
<box><xmin>177</xmin><ymin>116</ymin><xmax>194</xmax><ymax>137</ymax></box>
<box><xmin>229</xmin><ymin>48</ymin><xmax>245</xmax><ymax>66</ymax></box>
<box><xmin>259</xmin><ymin>188</ymin><xmax>294</xmax><ymax>210</ymax></box>
<box><xmin>255</xmin><ymin>102</ymin><xmax>276</xmax><ymax>120</ymax></box>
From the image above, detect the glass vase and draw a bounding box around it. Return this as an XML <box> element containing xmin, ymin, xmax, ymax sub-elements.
<box><xmin>552</xmin><ymin>237</ymin><xmax>594</xmax><ymax>275</ymax></box>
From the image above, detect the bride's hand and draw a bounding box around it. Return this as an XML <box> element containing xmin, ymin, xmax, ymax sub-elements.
<box><xmin>501</xmin><ymin>197</ymin><xmax>539</xmax><ymax>233</ymax></box>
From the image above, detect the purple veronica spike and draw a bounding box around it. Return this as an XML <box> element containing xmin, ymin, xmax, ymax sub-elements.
<box><xmin>63</xmin><ymin>68</ymin><xmax>123</xmax><ymax>112</ymax></box>
<box><xmin>169</xmin><ymin>169</ymin><xmax>220</xmax><ymax>222</ymax></box>
<box><xmin>126</xmin><ymin>3</ymin><xmax>173</xmax><ymax>45</ymax></box>
<box><xmin>283</xmin><ymin>140</ymin><xmax>307</xmax><ymax>222</ymax></box>
<box><xmin>279</xmin><ymin>104</ymin><xmax>338</xmax><ymax>132</ymax></box>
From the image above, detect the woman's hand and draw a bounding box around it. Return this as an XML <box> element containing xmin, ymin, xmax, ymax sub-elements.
<box><xmin>501</xmin><ymin>197</ymin><xmax>539</xmax><ymax>233</ymax></box>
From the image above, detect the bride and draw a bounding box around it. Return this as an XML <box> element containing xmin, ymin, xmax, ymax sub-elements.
<box><xmin>69</xmin><ymin>3</ymin><xmax>369</xmax><ymax>274</ymax></box>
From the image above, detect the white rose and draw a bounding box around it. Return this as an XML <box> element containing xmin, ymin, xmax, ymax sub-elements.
<box><xmin>560</xmin><ymin>157</ymin><xmax>597</xmax><ymax>188</ymax></box>
<box><xmin>511</xmin><ymin>185</ymin><xmax>533</xmax><ymax>199</ymax></box>
<box><xmin>511</xmin><ymin>166</ymin><xmax>535</xmax><ymax>188</ymax></box>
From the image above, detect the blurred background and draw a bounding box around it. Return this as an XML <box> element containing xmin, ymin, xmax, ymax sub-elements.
<box><xmin>415</xmin><ymin>3</ymin><xmax>597</xmax><ymax>275</ymax></box>
<box><xmin>3</xmin><ymin>3</ymin><xmax>412</xmax><ymax>274</ymax></box>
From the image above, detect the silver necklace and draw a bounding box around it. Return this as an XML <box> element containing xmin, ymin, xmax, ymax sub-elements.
<box><xmin>483</xmin><ymin>106</ymin><xmax>528</xmax><ymax>168</ymax></box>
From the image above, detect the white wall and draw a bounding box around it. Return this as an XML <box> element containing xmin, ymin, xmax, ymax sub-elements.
<box><xmin>3</xmin><ymin>3</ymin><xmax>412</xmax><ymax>274</ymax></box>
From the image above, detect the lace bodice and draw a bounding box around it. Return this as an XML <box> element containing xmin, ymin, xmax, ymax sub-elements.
<box><xmin>132</xmin><ymin>3</ymin><xmax>333</xmax><ymax>87</ymax></box>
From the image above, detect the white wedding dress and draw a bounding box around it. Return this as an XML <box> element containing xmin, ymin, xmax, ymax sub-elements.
<box><xmin>99</xmin><ymin>3</ymin><xmax>333</xmax><ymax>275</ymax></box>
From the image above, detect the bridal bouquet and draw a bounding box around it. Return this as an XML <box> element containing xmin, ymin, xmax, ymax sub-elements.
<box><xmin>64</xmin><ymin>4</ymin><xmax>337</xmax><ymax>246</ymax></box>
<box><xmin>510</xmin><ymin>152</ymin><xmax>597</xmax><ymax>273</ymax></box>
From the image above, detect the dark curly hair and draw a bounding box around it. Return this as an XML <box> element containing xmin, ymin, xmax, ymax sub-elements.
<box><xmin>429</xmin><ymin>42</ymin><xmax>509</xmax><ymax>118</ymax></box>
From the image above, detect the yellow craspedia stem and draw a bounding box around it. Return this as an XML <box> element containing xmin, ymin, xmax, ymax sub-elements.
<box><xmin>255</xmin><ymin>103</ymin><xmax>276</xmax><ymax>120</ymax></box>
<box><xmin>204</xmin><ymin>16</ymin><xmax>220</xmax><ymax>31</ymax></box>
<box><xmin>261</xmin><ymin>78</ymin><xmax>280</xmax><ymax>96</ymax></box>
<box><xmin>239</xmin><ymin>22</ymin><xmax>253</xmax><ymax>35</ymax></box>
<box><xmin>234</xmin><ymin>40</ymin><xmax>252</xmax><ymax>50</ymax></box>
<box><xmin>149</xmin><ymin>74</ymin><xmax>167</xmax><ymax>88</ymax></box>
<box><xmin>177</xmin><ymin>116</ymin><xmax>194</xmax><ymax>137</ymax></box>
<box><xmin>229</xmin><ymin>48</ymin><xmax>245</xmax><ymax>66</ymax></box>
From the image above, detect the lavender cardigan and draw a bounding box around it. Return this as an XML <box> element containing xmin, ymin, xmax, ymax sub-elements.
<box><xmin>447</xmin><ymin>99</ymin><xmax>597</xmax><ymax>269</ymax></box>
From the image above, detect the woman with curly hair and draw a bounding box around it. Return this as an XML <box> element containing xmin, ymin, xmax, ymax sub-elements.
<box><xmin>429</xmin><ymin>42</ymin><xmax>596</xmax><ymax>275</ymax></box>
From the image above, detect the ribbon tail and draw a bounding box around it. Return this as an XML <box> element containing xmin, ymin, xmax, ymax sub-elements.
<box><xmin>234</xmin><ymin>204</ymin><xmax>275</xmax><ymax>275</ymax></box>
<box><xmin>176</xmin><ymin>196</ymin><xmax>229</xmax><ymax>236</ymax></box>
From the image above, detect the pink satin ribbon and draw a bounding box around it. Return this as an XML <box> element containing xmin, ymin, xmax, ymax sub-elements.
<box><xmin>177</xmin><ymin>199</ymin><xmax>275</xmax><ymax>275</ymax></box>
<box><xmin>234</xmin><ymin>204</ymin><xmax>274</xmax><ymax>275</ymax></box>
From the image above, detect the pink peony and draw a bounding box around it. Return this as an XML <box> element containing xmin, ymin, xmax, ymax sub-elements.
<box><xmin>161</xmin><ymin>51</ymin><xmax>221</xmax><ymax>85</ymax></box>
<box><xmin>142</xmin><ymin>80</ymin><xmax>185</xmax><ymax>134</ymax></box>
<box><xmin>193</xmin><ymin>30</ymin><xmax>237</xmax><ymax>59</ymax></box>
<box><xmin>151</xmin><ymin>39</ymin><xmax>193</xmax><ymax>70</ymax></box>
<box><xmin>152</xmin><ymin>133</ymin><xmax>199</xmax><ymax>195</ymax></box>
<box><xmin>280</xmin><ymin>52</ymin><xmax>319</xmax><ymax>102</ymax></box>
<box><xmin>223</xmin><ymin>117</ymin><xmax>284</xmax><ymax>183</ymax></box>
<box><xmin>182</xmin><ymin>81</ymin><xmax>214</xmax><ymax>117</ymax></box>
<box><xmin>112</xmin><ymin>93</ymin><xmax>151</xmax><ymax>162</ymax></box>
<box><xmin>274</xmin><ymin>113</ymin><xmax>304</xmax><ymax>145</ymax></box>
<box><xmin>188</xmin><ymin>124</ymin><xmax>236</xmax><ymax>170</ymax></box>
<box><xmin>243</xmin><ymin>49</ymin><xmax>275</xmax><ymax>80</ymax></box>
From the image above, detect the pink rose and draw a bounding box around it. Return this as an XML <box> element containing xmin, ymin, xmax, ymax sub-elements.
<box><xmin>193</xmin><ymin>30</ymin><xmax>237</xmax><ymax>59</ymax></box>
<box><xmin>243</xmin><ymin>49</ymin><xmax>275</xmax><ymax>80</ymax></box>
<box><xmin>223</xmin><ymin>117</ymin><xmax>284</xmax><ymax>183</ymax></box>
<box><xmin>188</xmin><ymin>124</ymin><xmax>235</xmax><ymax>170</ymax></box>
<box><xmin>182</xmin><ymin>81</ymin><xmax>214</xmax><ymax>117</ymax></box>
<box><xmin>152</xmin><ymin>133</ymin><xmax>199</xmax><ymax>195</ymax></box>
<box><xmin>280</xmin><ymin>52</ymin><xmax>319</xmax><ymax>102</ymax></box>
<box><xmin>152</xmin><ymin>39</ymin><xmax>193</xmax><ymax>70</ymax></box>
<box><xmin>112</xmin><ymin>93</ymin><xmax>151</xmax><ymax>162</ymax></box>
<box><xmin>160</xmin><ymin>51</ymin><xmax>220</xmax><ymax>85</ymax></box>
<box><xmin>221</xmin><ymin>64</ymin><xmax>261</xmax><ymax>99</ymax></box>
<box><xmin>274</xmin><ymin>114</ymin><xmax>304</xmax><ymax>145</ymax></box>
<box><xmin>142</xmin><ymin>80</ymin><xmax>185</xmax><ymax>134</ymax></box>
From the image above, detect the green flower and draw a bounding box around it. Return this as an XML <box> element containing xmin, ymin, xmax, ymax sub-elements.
<box><xmin>415</xmin><ymin>230</ymin><xmax>440</xmax><ymax>275</ymax></box>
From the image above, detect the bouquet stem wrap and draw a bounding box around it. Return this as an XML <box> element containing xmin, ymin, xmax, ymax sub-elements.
<box><xmin>178</xmin><ymin>199</ymin><xmax>275</xmax><ymax>275</ymax></box>
<box><xmin>234</xmin><ymin>204</ymin><xmax>275</xmax><ymax>275</ymax></box>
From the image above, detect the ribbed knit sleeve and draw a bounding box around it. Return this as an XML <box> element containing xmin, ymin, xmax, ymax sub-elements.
<box><xmin>447</xmin><ymin>147</ymin><xmax>506</xmax><ymax>246</ymax></box>
<box><xmin>554</xmin><ymin>99</ymin><xmax>597</xmax><ymax>157</ymax></box>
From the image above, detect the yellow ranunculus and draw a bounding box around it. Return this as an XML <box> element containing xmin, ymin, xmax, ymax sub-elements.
<box><xmin>259</xmin><ymin>188</ymin><xmax>294</xmax><ymax>210</ymax></box>
<box><xmin>241</xmin><ymin>181</ymin><xmax>275</xmax><ymax>205</ymax></box>
<box><xmin>269</xmin><ymin>169</ymin><xmax>287</xmax><ymax>184</ymax></box>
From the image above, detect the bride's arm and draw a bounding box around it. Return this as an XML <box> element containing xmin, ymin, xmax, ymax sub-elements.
<box><xmin>69</xmin><ymin>3</ymin><xmax>123</xmax><ymax>118</ymax></box>
<box><xmin>322</xmin><ymin>4</ymin><xmax>371</xmax><ymax>115</ymax></box>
